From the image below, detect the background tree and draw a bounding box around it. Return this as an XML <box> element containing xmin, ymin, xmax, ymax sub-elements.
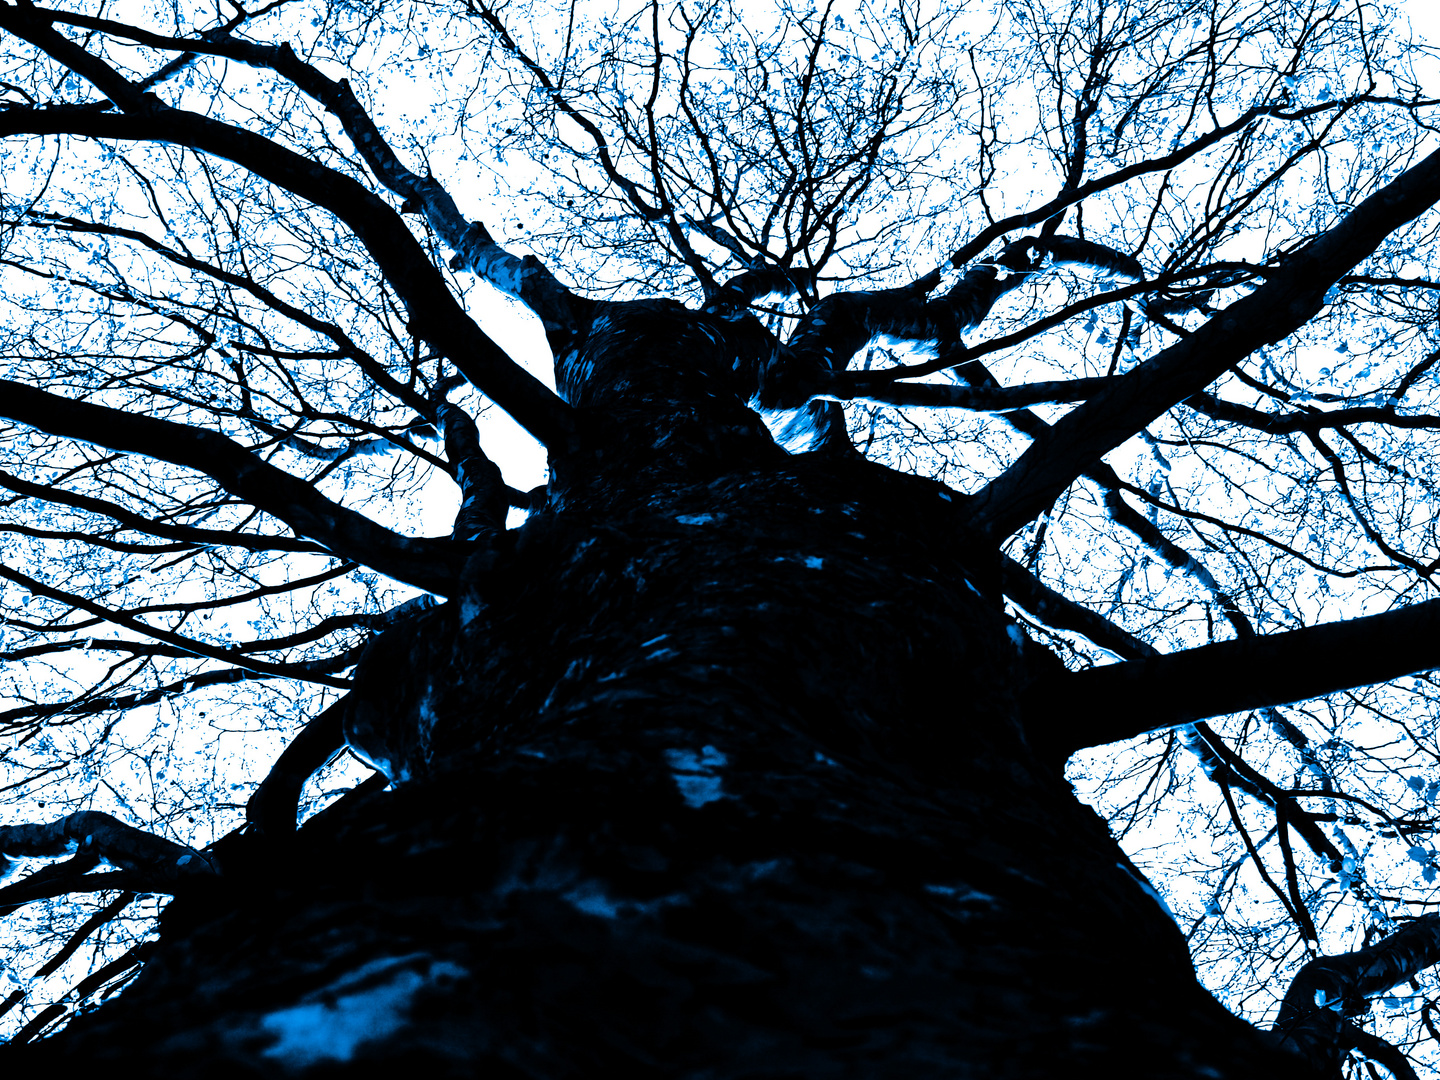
<box><xmin>1</xmin><ymin>0</ymin><xmax>1440</xmax><ymax>1074</ymax></box>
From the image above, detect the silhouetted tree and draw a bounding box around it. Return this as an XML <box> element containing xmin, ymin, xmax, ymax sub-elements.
<box><xmin>1</xmin><ymin>0</ymin><xmax>1440</xmax><ymax>1074</ymax></box>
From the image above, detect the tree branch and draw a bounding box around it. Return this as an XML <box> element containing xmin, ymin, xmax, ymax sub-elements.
<box><xmin>1275</xmin><ymin>913</ymin><xmax>1440</xmax><ymax>1075</ymax></box>
<box><xmin>940</xmin><ymin>94</ymin><xmax>1422</xmax><ymax>274</ymax></box>
<box><xmin>0</xmin><ymin>380</ymin><xmax>467</xmax><ymax>595</ymax></box>
<box><xmin>467</xmin><ymin>0</ymin><xmax>718</xmax><ymax>295</ymax></box>
<box><xmin>26</xmin><ymin>211</ymin><xmax>438</xmax><ymax>422</ymax></box>
<box><xmin>1000</xmin><ymin>555</ymin><xmax>1156</xmax><ymax>659</ymax></box>
<box><xmin>1001</xmin><ymin>561</ymin><xmax>1334</xmax><ymax>866</ymax></box>
<box><xmin>968</xmin><ymin>144</ymin><xmax>1440</xmax><ymax>539</ymax></box>
<box><xmin>1187</xmin><ymin>390</ymin><xmax>1440</xmax><ymax>435</ymax></box>
<box><xmin>0</xmin><ymin>467</ymin><xmax>326</xmax><ymax>554</ymax></box>
<box><xmin>0</xmin><ymin>560</ymin><xmax>354</xmax><ymax>688</ymax></box>
<box><xmin>245</xmin><ymin>697</ymin><xmax>347</xmax><ymax>838</ymax></box>
<box><xmin>35</xmin><ymin>891</ymin><xmax>135</xmax><ymax>980</ymax></box>
<box><xmin>1345</xmin><ymin>1023</ymin><xmax>1422</xmax><ymax>1080</ymax></box>
<box><xmin>828</xmin><ymin>372</ymin><xmax>1117</xmax><ymax>411</ymax></box>
<box><xmin>248</xmin><ymin>594</ymin><xmax>437</xmax><ymax>835</ymax></box>
<box><xmin>0</xmin><ymin>811</ymin><xmax>218</xmax><ymax>905</ymax></box>
<box><xmin>1032</xmin><ymin>599</ymin><xmax>1440</xmax><ymax>754</ymax></box>
<box><xmin>72</xmin><ymin>18</ymin><xmax>595</xmax><ymax>356</ymax></box>
<box><xmin>0</xmin><ymin>33</ymin><xmax>574</xmax><ymax>448</ymax></box>
<box><xmin>702</xmin><ymin>263</ymin><xmax>811</xmax><ymax>314</ymax></box>
<box><xmin>438</xmin><ymin>400</ymin><xmax>508</xmax><ymax>543</ymax></box>
<box><xmin>765</xmin><ymin>239</ymin><xmax>1034</xmax><ymax>409</ymax></box>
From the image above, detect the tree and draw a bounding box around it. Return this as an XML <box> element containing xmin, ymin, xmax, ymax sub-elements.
<box><xmin>1</xmin><ymin>0</ymin><xmax>1440</xmax><ymax>1073</ymax></box>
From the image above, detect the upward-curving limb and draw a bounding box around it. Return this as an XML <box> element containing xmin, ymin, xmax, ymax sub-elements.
<box><xmin>0</xmin><ymin>4</ymin><xmax>575</xmax><ymax>450</ymax></box>
<box><xmin>967</xmin><ymin>145</ymin><xmax>1440</xmax><ymax>541</ymax></box>
<box><xmin>1275</xmin><ymin>914</ymin><xmax>1440</xmax><ymax>1078</ymax></box>
<box><xmin>10</xmin><ymin>7</ymin><xmax>593</xmax><ymax>359</ymax></box>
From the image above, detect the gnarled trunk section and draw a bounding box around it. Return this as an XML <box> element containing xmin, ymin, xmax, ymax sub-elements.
<box><xmin>9</xmin><ymin>301</ymin><xmax>1310</xmax><ymax>1077</ymax></box>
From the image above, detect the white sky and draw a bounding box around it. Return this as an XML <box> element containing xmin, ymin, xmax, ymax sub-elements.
<box><xmin>1407</xmin><ymin>1</ymin><xmax>1439</xmax><ymax>45</ymax></box>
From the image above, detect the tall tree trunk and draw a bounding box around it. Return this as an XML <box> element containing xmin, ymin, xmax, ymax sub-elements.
<box><xmin>8</xmin><ymin>302</ymin><xmax>1311</xmax><ymax>1077</ymax></box>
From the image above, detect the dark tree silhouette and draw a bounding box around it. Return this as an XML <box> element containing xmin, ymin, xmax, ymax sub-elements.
<box><xmin>2</xmin><ymin>0</ymin><xmax>1440</xmax><ymax>1074</ymax></box>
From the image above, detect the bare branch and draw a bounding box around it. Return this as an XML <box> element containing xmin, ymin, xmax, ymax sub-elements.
<box><xmin>827</xmin><ymin>372</ymin><xmax>1116</xmax><ymax>411</ymax></box>
<box><xmin>0</xmin><ymin>13</ymin><xmax>575</xmax><ymax>448</ymax></box>
<box><xmin>0</xmin><ymin>811</ymin><xmax>218</xmax><ymax>905</ymax></box>
<box><xmin>0</xmin><ymin>466</ymin><xmax>325</xmax><ymax>553</ymax></box>
<box><xmin>1276</xmin><ymin>914</ymin><xmax>1440</xmax><ymax>1075</ymax></box>
<box><xmin>0</xmin><ymin>560</ymin><xmax>354</xmax><ymax>688</ymax></box>
<box><xmin>1033</xmin><ymin>598</ymin><xmax>1440</xmax><ymax>753</ymax></box>
<box><xmin>0</xmin><ymin>380</ymin><xmax>467</xmax><ymax>595</ymax></box>
<box><xmin>969</xmin><ymin>144</ymin><xmax>1440</xmax><ymax>540</ymax></box>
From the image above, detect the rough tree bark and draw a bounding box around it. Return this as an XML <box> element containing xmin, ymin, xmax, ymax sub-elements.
<box><xmin>5</xmin><ymin>294</ymin><xmax>1318</xmax><ymax>1077</ymax></box>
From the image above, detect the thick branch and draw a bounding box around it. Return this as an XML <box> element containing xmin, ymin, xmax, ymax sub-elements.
<box><xmin>759</xmin><ymin>244</ymin><xmax>1032</xmax><ymax>451</ymax></box>
<box><xmin>1002</xmin><ymin>560</ymin><xmax>1342</xmax><ymax>873</ymax></box>
<box><xmin>438</xmin><ymin>400</ymin><xmax>508</xmax><ymax>542</ymax></box>
<box><xmin>1000</xmin><ymin>555</ymin><xmax>1156</xmax><ymax>659</ymax></box>
<box><xmin>838</xmin><ymin>262</ymin><xmax>1264</xmax><ymax>387</ymax></box>
<box><xmin>121</xmin><ymin>25</ymin><xmax>592</xmax><ymax>354</ymax></box>
<box><xmin>1033</xmin><ymin>599</ymin><xmax>1440</xmax><ymax>754</ymax></box>
<box><xmin>247</xmin><ymin>596</ymin><xmax>434</xmax><ymax>835</ymax></box>
<box><xmin>0</xmin><ymin>380</ymin><xmax>466</xmax><ymax>595</ymax></box>
<box><xmin>35</xmin><ymin>891</ymin><xmax>134</xmax><ymax>979</ymax></box>
<box><xmin>702</xmin><ymin>264</ymin><xmax>811</xmax><ymax>314</ymax></box>
<box><xmin>1275</xmin><ymin>914</ymin><xmax>1440</xmax><ymax>1074</ymax></box>
<box><xmin>0</xmin><ymin>91</ymin><xmax>573</xmax><ymax>448</ymax></box>
<box><xmin>0</xmin><ymin>866</ymin><xmax>151</xmax><ymax>909</ymax></box>
<box><xmin>0</xmin><ymin>811</ymin><xmax>218</xmax><ymax>899</ymax></box>
<box><xmin>946</xmin><ymin>347</ymin><xmax>1255</xmax><ymax>636</ymax></box>
<box><xmin>0</xmin><ymin>650</ymin><xmax>356</xmax><ymax>732</ymax></box>
<box><xmin>969</xmin><ymin>145</ymin><xmax>1440</xmax><ymax>539</ymax></box>
<box><xmin>765</xmin><ymin>240</ymin><xmax>1034</xmax><ymax>409</ymax></box>
<box><xmin>1345</xmin><ymin>1025</ymin><xmax>1421</xmax><ymax>1080</ymax></box>
<box><xmin>246</xmin><ymin>698</ymin><xmax>347</xmax><ymax>838</ymax></box>
<box><xmin>1187</xmin><ymin>390</ymin><xmax>1440</xmax><ymax>434</ymax></box>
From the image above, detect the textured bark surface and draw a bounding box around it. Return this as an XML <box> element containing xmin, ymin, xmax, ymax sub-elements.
<box><xmin>6</xmin><ymin>301</ymin><xmax>1315</xmax><ymax>1077</ymax></box>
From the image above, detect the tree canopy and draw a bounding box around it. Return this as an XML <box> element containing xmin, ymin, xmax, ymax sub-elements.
<box><xmin>4</xmin><ymin>0</ymin><xmax>1440</xmax><ymax>1073</ymax></box>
